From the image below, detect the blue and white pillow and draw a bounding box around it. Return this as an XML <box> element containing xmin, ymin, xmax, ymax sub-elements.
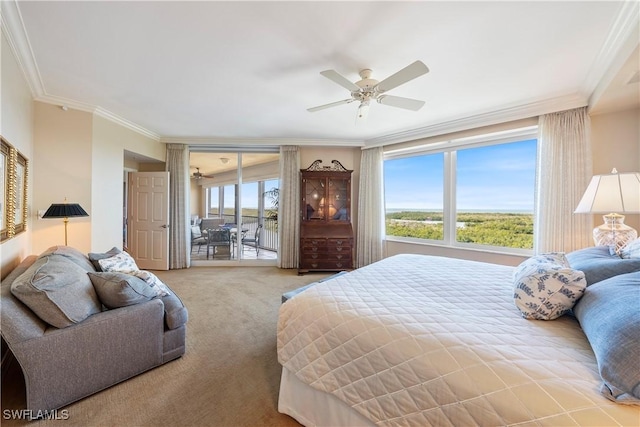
<box><xmin>98</xmin><ymin>251</ymin><xmax>139</xmax><ymax>273</ymax></box>
<box><xmin>513</xmin><ymin>253</ymin><xmax>587</xmax><ymax>320</ymax></box>
<box><xmin>97</xmin><ymin>252</ymin><xmax>170</xmax><ymax>297</ymax></box>
<box><xmin>620</xmin><ymin>238</ymin><xmax>640</xmax><ymax>259</ymax></box>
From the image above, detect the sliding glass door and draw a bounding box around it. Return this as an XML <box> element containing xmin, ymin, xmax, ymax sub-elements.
<box><xmin>189</xmin><ymin>149</ymin><xmax>279</xmax><ymax>265</ymax></box>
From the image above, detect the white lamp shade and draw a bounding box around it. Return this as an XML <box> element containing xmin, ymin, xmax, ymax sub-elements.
<box><xmin>574</xmin><ymin>171</ymin><xmax>640</xmax><ymax>214</ymax></box>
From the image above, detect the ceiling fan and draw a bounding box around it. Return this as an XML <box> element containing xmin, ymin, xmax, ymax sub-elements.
<box><xmin>191</xmin><ymin>167</ymin><xmax>214</xmax><ymax>180</ymax></box>
<box><xmin>308</xmin><ymin>60</ymin><xmax>429</xmax><ymax>123</ymax></box>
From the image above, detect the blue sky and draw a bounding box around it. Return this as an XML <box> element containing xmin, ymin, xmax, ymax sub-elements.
<box><xmin>384</xmin><ymin>139</ymin><xmax>537</xmax><ymax>212</ymax></box>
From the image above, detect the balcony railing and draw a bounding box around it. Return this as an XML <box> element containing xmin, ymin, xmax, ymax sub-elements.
<box><xmin>217</xmin><ymin>213</ymin><xmax>278</xmax><ymax>253</ymax></box>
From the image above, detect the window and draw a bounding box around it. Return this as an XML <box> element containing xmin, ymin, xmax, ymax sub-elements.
<box><xmin>384</xmin><ymin>153</ymin><xmax>444</xmax><ymax>241</ymax></box>
<box><xmin>384</xmin><ymin>128</ymin><xmax>537</xmax><ymax>253</ymax></box>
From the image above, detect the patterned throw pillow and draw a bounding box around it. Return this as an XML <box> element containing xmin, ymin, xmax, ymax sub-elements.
<box><xmin>513</xmin><ymin>253</ymin><xmax>587</xmax><ymax>320</ymax></box>
<box><xmin>97</xmin><ymin>252</ymin><xmax>170</xmax><ymax>297</ymax></box>
<box><xmin>129</xmin><ymin>270</ymin><xmax>171</xmax><ymax>297</ymax></box>
<box><xmin>98</xmin><ymin>251</ymin><xmax>139</xmax><ymax>273</ymax></box>
<box><xmin>619</xmin><ymin>238</ymin><xmax>640</xmax><ymax>259</ymax></box>
<box><xmin>88</xmin><ymin>247</ymin><xmax>122</xmax><ymax>271</ymax></box>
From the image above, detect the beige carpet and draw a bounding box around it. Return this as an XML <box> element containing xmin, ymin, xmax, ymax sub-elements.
<box><xmin>1</xmin><ymin>266</ymin><xmax>329</xmax><ymax>427</ymax></box>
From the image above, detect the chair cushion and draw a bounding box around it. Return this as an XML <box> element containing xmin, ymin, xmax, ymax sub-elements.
<box><xmin>573</xmin><ymin>271</ymin><xmax>640</xmax><ymax>403</ymax></box>
<box><xmin>10</xmin><ymin>254</ymin><xmax>102</xmax><ymax>328</ymax></box>
<box><xmin>40</xmin><ymin>245</ymin><xmax>96</xmax><ymax>272</ymax></box>
<box><xmin>88</xmin><ymin>272</ymin><xmax>157</xmax><ymax>309</ymax></box>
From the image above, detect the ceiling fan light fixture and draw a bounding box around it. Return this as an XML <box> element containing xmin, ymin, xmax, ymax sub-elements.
<box><xmin>220</xmin><ymin>157</ymin><xmax>230</xmax><ymax>164</ymax></box>
<box><xmin>309</xmin><ymin>60</ymin><xmax>429</xmax><ymax>123</ymax></box>
<box><xmin>356</xmin><ymin>101</ymin><xmax>370</xmax><ymax>124</ymax></box>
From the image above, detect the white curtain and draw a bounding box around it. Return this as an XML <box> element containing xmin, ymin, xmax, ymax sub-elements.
<box><xmin>277</xmin><ymin>146</ymin><xmax>300</xmax><ymax>268</ymax></box>
<box><xmin>535</xmin><ymin>107</ymin><xmax>593</xmax><ymax>253</ymax></box>
<box><xmin>166</xmin><ymin>143</ymin><xmax>190</xmax><ymax>269</ymax></box>
<box><xmin>356</xmin><ymin>147</ymin><xmax>384</xmax><ymax>267</ymax></box>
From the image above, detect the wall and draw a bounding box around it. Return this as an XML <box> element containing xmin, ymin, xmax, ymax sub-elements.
<box><xmin>31</xmin><ymin>103</ymin><xmax>93</xmax><ymax>254</ymax></box>
<box><xmin>92</xmin><ymin>115</ymin><xmax>165</xmax><ymax>252</ymax></box>
<box><xmin>591</xmin><ymin>107</ymin><xmax>640</xmax><ymax>232</ymax></box>
<box><xmin>0</xmin><ymin>33</ymin><xmax>34</xmax><ymax>278</ymax></box>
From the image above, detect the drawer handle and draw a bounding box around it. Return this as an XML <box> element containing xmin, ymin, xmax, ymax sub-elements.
<box><xmin>311</xmin><ymin>263</ymin><xmax>318</xmax><ymax>268</ymax></box>
<box><xmin>336</xmin><ymin>254</ymin><xmax>343</xmax><ymax>260</ymax></box>
<box><xmin>312</xmin><ymin>247</ymin><xmax>318</xmax><ymax>252</ymax></box>
<box><xmin>336</xmin><ymin>262</ymin><xmax>343</xmax><ymax>268</ymax></box>
<box><xmin>311</xmin><ymin>254</ymin><xmax>318</xmax><ymax>259</ymax></box>
<box><xmin>336</xmin><ymin>247</ymin><xmax>343</xmax><ymax>252</ymax></box>
<box><xmin>336</xmin><ymin>240</ymin><xmax>343</xmax><ymax>245</ymax></box>
<box><xmin>311</xmin><ymin>240</ymin><xmax>319</xmax><ymax>245</ymax></box>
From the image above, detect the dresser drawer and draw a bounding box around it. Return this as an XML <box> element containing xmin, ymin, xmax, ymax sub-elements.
<box><xmin>300</xmin><ymin>259</ymin><xmax>352</xmax><ymax>270</ymax></box>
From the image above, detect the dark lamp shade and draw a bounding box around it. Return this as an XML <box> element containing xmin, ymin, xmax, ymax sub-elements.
<box><xmin>42</xmin><ymin>203</ymin><xmax>89</xmax><ymax>218</ymax></box>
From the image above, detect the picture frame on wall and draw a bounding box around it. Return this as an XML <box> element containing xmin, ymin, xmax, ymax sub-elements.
<box><xmin>0</xmin><ymin>136</ymin><xmax>29</xmax><ymax>242</ymax></box>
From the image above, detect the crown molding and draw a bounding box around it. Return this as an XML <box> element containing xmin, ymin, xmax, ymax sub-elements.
<box><xmin>364</xmin><ymin>93</ymin><xmax>588</xmax><ymax>148</ymax></box>
<box><xmin>586</xmin><ymin>1</ymin><xmax>640</xmax><ymax>109</ymax></box>
<box><xmin>1</xmin><ymin>0</ymin><xmax>45</xmax><ymax>97</ymax></box>
<box><xmin>94</xmin><ymin>107</ymin><xmax>160</xmax><ymax>141</ymax></box>
<box><xmin>161</xmin><ymin>137</ymin><xmax>365</xmax><ymax>147</ymax></box>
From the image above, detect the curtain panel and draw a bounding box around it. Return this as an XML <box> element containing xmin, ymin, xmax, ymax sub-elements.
<box><xmin>356</xmin><ymin>147</ymin><xmax>384</xmax><ymax>267</ymax></box>
<box><xmin>278</xmin><ymin>146</ymin><xmax>300</xmax><ymax>269</ymax></box>
<box><xmin>166</xmin><ymin>143</ymin><xmax>190</xmax><ymax>269</ymax></box>
<box><xmin>535</xmin><ymin>107</ymin><xmax>593</xmax><ymax>253</ymax></box>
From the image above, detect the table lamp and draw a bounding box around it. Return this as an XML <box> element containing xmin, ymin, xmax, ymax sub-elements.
<box><xmin>42</xmin><ymin>200</ymin><xmax>89</xmax><ymax>246</ymax></box>
<box><xmin>574</xmin><ymin>168</ymin><xmax>640</xmax><ymax>253</ymax></box>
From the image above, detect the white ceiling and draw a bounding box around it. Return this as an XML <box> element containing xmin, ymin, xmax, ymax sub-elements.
<box><xmin>4</xmin><ymin>1</ymin><xmax>639</xmax><ymax>147</ymax></box>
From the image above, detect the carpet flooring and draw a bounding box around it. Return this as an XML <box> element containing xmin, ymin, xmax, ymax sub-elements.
<box><xmin>1</xmin><ymin>266</ymin><xmax>329</xmax><ymax>427</ymax></box>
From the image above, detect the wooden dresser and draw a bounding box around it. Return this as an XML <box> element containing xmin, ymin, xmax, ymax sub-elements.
<box><xmin>299</xmin><ymin>160</ymin><xmax>354</xmax><ymax>274</ymax></box>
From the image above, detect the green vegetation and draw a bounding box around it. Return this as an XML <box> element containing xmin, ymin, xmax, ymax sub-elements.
<box><xmin>386</xmin><ymin>211</ymin><xmax>533</xmax><ymax>249</ymax></box>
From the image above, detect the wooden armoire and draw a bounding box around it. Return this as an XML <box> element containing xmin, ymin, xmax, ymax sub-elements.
<box><xmin>299</xmin><ymin>160</ymin><xmax>354</xmax><ymax>274</ymax></box>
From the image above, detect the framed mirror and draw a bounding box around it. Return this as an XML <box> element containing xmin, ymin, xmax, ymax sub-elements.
<box><xmin>0</xmin><ymin>137</ymin><xmax>29</xmax><ymax>242</ymax></box>
<box><xmin>0</xmin><ymin>138</ymin><xmax>8</xmax><ymax>242</ymax></box>
<box><xmin>13</xmin><ymin>150</ymin><xmax>28</xmax><ymax>235</ymax></box>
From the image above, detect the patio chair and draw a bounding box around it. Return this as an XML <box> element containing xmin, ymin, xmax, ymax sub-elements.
<box><xmin>191</xmin><ymin>225</ymin><xmax>207</xmax><ymax>254</ymax></box>
<box><xmin>241</xmin><ymin>224</ymin><xmax>263</xmax><ymax>256</ymax></box>
<box><xmin>206</xmin><ymin>227</ymin><xmax>231</xmax><ymax>259</ymax></box>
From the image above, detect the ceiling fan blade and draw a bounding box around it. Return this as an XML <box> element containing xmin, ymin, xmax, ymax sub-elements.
<box><xmin>377</xmin><ymin>95</ymin><xmax>425</xmax><ymax>111</ymax></box>
<box><xmin>320</xmin><ymin>70</ymin><xmax>361</xmax><ymax>92</ymax></box>
<box><xmin>376</xmin><ymin>60</ymin><xmax>429</xmax><ymax>93</ymax></box>
<box><xmin>307</xmin><ymin>98</ymin><xmax>354</xmax><ymax>112</ymax></box>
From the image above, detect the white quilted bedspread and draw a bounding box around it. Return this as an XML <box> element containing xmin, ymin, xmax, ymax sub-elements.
<box><xmin>277</xmin><ymin>254</ymin><xmax>639</xmax><ymax>426</ymax></box>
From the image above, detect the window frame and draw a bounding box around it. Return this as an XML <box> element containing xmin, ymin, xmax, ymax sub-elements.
<box><xmin>383</xmin><ymin>126</ymin><xmax>538</xmax><ymax>256</ymax></box>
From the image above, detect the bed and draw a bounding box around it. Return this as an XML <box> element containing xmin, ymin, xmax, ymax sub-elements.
<box><xmin>277</xmin><ymin>253</ymin><xmax>640</xmax><ymax>426</ymax></box>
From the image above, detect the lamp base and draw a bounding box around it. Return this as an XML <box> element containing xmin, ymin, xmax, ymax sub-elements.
<box><xmin>593</xmin><ymin>213</ymin><xmax>638</xmax><ymax>253</ymax></box>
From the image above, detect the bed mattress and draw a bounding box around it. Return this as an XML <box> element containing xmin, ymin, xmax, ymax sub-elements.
<box><xmin>277</xmin><ymin>254</ymin><xmax>639</xmax><ymax>426</ymax></box>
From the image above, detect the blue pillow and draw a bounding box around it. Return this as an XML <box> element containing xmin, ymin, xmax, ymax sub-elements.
<box><xmin>573</xmin><ymin>271</ymin><xmax>640</xmax><ymax>404</ymax></box>
<box><xmin>566</xmin><ymin>246</ymin><xmax>640</xmax><ymax>285</ymax></box>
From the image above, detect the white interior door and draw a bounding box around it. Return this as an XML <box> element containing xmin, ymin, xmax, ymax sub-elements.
<box><xmin>128</xmin><ymin>171</ymin><xmax>170</xmax><ymax>270</ymax></box>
